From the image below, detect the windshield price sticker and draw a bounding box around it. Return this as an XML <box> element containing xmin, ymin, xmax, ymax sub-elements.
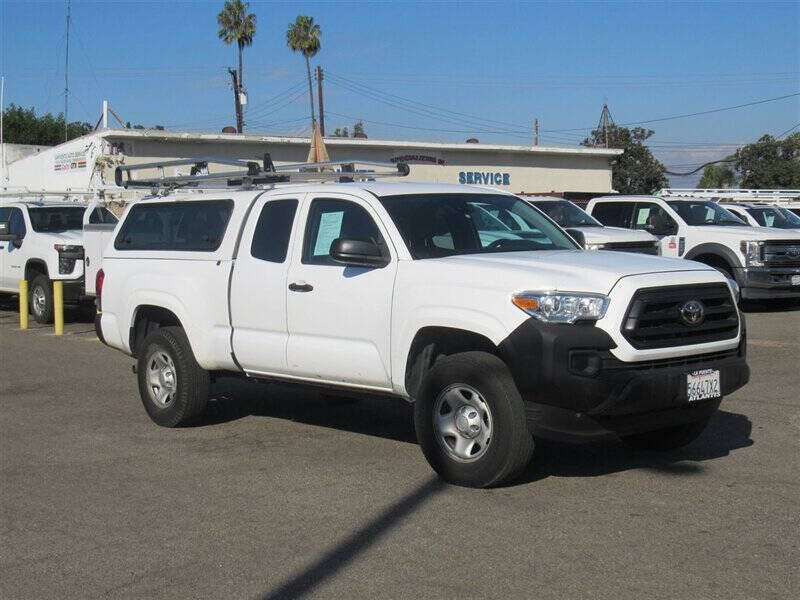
<box><xmin>791</xmin><ymin>275</ymin><xmax>800</xmax><ymax>286</ymax></box>
<box><xmin>687</xmin><ymin>369</ymin><xmax>721</xmax><ymax>402</ymax></box>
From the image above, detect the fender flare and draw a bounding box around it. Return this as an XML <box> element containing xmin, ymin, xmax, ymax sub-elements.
<box><xmin>684</xmin><ymin>242</ymin><xmax>743</xmax><ymax>279</ymax></box>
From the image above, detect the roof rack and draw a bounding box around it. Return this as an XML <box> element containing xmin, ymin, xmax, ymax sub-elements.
<box><xmin>659</xmin><ymin>188</ymin><xmax>800</xmax><ymax>204</ymax></box>
<box><xmin>114</xmin><ymin>153</ymin><xmax>410</xmax><ymax>191</ymax></box>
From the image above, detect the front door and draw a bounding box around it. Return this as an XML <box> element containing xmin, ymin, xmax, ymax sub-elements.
<box><xmin>0</xmin><ymin>208</ymin><xmax>27</xmax><ymax>290</ymax></box>
<box><xmin>230</xmin><ymin>194</ymin><xmax>301</xmax><ymax>375</ymax></box>
<box><xmin>633</xmin><ymin>202</ymin><xmax>680</xmax><ymax>257</ymax></box>
<box><xmin>285</xmin><ymin>194</ymin><xmax>397</xmax><ymax>389</ymax></box>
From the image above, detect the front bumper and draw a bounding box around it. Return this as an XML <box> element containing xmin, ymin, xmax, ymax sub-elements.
<box><xmin>734</xmin><ymin>266</ymin><xmax>800</xmax><ymax>299</ymax></box>
<box><xmin>499</xmin><ymin>319</ymin><xmax>749</xmax><ymax>440</ymax></box>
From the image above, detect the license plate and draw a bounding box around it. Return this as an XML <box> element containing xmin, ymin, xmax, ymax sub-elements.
<box><xmin>687</xmin><ymin>369</ymin><xmax>721</xmax><ymax>402</ymax></box>
<box><xmin>792</xmin><ymin>275</ymin><xmax>800</xmax><ymax>286</ymax></box>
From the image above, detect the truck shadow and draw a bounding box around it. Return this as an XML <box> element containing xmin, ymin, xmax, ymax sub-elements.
<box><xmin>202</xmin><ymin>378</ymin><xmax>753</xmax><ymax>486</ymax></box>
<box><xmin>515</xmin><ymin>409</ymin><xmax>753</xmax><ymax>485</ymax></box>
<box><xmin>201</xmin><ymin>377</ymin><xmax>417</xmax><ymax>444</ymax></box>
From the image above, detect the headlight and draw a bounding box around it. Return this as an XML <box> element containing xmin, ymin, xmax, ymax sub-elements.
<box><xmin>585</xmin><ymin>243</ymin><xmax>605</xmax><ymax>251</ymax></box>
<box><xmin>739</xmin><ymin>240</ymin><xmax>764</xmax><ymax>266</ymax></box>
<box><xmin>512</xmin><ymin>291</ymin><xmax>609</xmax><ymax>324</ymax></box>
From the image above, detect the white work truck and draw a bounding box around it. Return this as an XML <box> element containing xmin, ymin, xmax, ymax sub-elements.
<box><xmin>528</xmin><ymin>197</ymin><xmax>660</xmax><ymax>254</ymax></box>
<box><xmin>95</xmin><ymin>161</ymin><xmax>749</xmax><ymax>487</ymax></box>
<box><xmin>719</xmin><ymin>202</ymin><xmax>800</xmax><ymax>233</ymax></box>
<box><xmin>0</xmin><ymin>199</ymin><xmax>117</xmax><ymax>322</ymax></box>
<box><xmin>586</xmin><ymin>196</ymin><xmax>800</xmax><ymax>301</ymax></box>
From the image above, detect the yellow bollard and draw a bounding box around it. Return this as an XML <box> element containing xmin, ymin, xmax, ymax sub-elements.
<box><xmin>19</xmin><ymin>280</ymin><xmax>28</xmax><ymax>330</ymax></box>
<box><xmin>53</xmin><ymin>280</ymin><xmax>64</xmax><ymax>336</ymax></box>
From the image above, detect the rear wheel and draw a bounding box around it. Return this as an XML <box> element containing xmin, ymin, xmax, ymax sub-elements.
<box><xmin>137</xmin><ymin>326</ymin><xmax>209</xmax><ymax>427</ymax></box>
<box><xmin>620</xmin><ymin>417</ymin><xmax>710</xmax><ymax>452</ymax></box>
<box><xmin>29</xmin><ymin>274</ymin><xmax>54</xmax><ymax>324</ymax></box>
<box><xmin>414</xmin><ymin>351</ymin><xmax>534</xmax><ymax>488</ymax></box>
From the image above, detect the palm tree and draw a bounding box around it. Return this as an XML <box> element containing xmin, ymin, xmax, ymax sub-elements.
<box><xmin>217</xmin><ymin>0</ymin><xmax>256</xmax><ymax>95</ymax></box>
<box><xmin>287</xmin><ymin>15</ymin><xmax>321</xmax><ymax>128</ymax></box>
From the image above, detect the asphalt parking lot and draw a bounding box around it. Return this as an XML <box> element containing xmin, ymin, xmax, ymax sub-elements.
<box><xmin>1</xmin><ymin>299</ymin><xmax>799</xmax><ymax>599</ymax></box>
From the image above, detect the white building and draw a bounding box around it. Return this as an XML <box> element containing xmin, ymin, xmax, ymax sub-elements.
<box><xmin>1</xmin><ymin>129</ymin><xmax>622</xmax><ymax>200</ymax></box>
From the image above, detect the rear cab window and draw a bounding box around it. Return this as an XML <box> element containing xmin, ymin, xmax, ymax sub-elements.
<box><xmin>114</xmin><ymin>200</ymin><xmax>233</xmax><ymax>251</ymax></box>
<box><xmin>590</xmin><ymin>202</ymin><xmax>634</xmax><ymax>228</ymax></box>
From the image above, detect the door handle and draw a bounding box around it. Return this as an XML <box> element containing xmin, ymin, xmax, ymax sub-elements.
<box><xmin>288</xmin><ymin>282</ymin><xmax>314</xmax><ymax>292</ymax></box>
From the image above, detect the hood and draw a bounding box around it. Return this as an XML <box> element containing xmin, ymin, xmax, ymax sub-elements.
<box><xmin>574</xmin><ymin>226</ymin><xmax>657</xmax><ymax>244</ymax></box>
<box><xmin>416</xmin><ymin>250</ymin><xmax>713</xmax><ymax>296</ymax></box>
<box><xmin>693</xmin><ymin>225</ymin><xmax>800</xmax><ymax>241</ymax></box>
<box><xmin>36</xmin><ymin>230</ymin><xmax>84</xmax><ymax>245</ymax></box>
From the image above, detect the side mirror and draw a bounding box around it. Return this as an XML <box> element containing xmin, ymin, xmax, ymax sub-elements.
<box><xmin>0</xmin><ymin>221</ymin><xmax>20</xmax><ymax>245</ymax></box>
<box><xmin>646</xmin><ymin>223</ymin><xmax>677</xmax><ymax>237</ymax></box>
<box><xmin>330</xmin><ymin>238</ymin><xmax>389</xmax><ymax>268</ymax></box>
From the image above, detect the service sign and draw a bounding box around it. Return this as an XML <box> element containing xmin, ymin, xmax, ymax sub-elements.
<box><xmin>54</xmin><ymin>151</ymin><xmax>88</xmax><ymax>173</ymax></box>
<box><xmin>459</xmin><ymin>171</ymin><xmax>510</xmax><ymax>186</ymax></box>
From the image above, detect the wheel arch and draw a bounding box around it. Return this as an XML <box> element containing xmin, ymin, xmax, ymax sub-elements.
<box><xmin>403</xmin><ymin>326</ymin><xmax>498</xmax><ymax>400</ymax></box>
<box><xmin>25</xmin><ymin>259</ymin><xmax>49</xmax><ymax>280</ymax></box>
<box><xmin>129</xmin><ymin>304</ymin><xmax>184</xmax><ymax>357</ymax></box>
<box><xmin>684</xmin><ymin>243</ymin><xmax>741</xmax><ymax>278</ymax></box>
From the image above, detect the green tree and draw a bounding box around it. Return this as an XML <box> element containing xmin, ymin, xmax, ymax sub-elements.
<box><xmin>581</xmin><ymin>125</ymin><xmax>668</xmax><ymax>194</ymax></box>
<box><xmin>332</xmin><ymin>127</ymin><xmax>348</xmax><ymax>138</ymax></box>
<box><xmin>698</xmin><ymin>160</ymin><xmax>737</xmax><ymax>188</ymax></box>
<box><xmin>287</xmin><ymin>15</ymin><xmax>321</xmax><ymax>128</ymax></box>
<box><xmin>734</xmin><ymin>133</ymin><xmax>800</xmax><ymax>188</ymax></box>
<box><xmin>352</xmin><ymin>120</ymin><xmax>367</xmax><ymax>138</ymax></box>
<box><xmin>1</xmin><ymin>104</ymin><xmax>91</xmax><ymax>146</ymax></box>
<box><xmin>217</xmin><ymin>0</ymin><xmax>257</xmax><ymax>92</ymax></box>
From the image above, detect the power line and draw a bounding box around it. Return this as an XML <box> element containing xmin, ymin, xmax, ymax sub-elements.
<box><xmin>777</xmin><ymin>122</ymin><xmax>800</xmax><ymax>138</ymax></box>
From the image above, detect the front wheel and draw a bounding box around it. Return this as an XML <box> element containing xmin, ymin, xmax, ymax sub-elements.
<box><xmin>620</xmin><ymin>417</ymin><xmax>710</xmax><ymax>451</ymax></box>
<box><xmin>137</xmin><ymin>326</ymin><xmax>209</xmax><ymax>427</ymax></box>
<box><xmin>414</xmin><ymin>351</ymin><xmax>534</xmax><ymax>488</ymax></box>
<box><xmin>30</xmin><ymin>275</ymin><xmax>54</xmax><ymax>324</ymax></box>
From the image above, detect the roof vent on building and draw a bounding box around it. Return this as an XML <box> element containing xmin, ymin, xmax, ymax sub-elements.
<box><xmin>466</xmin><ymin>138</ymin><xmax>479</xmax><ymax>144</ymax></box>
<box><xmin>353</xmin><ymin>132</ymin><xmax>368</xmax><ymax>139</ymax></box>
<box><xmin>221</xmin><ymin>126</ymin><xmax>237</xmax><ymax>134</ymax></box>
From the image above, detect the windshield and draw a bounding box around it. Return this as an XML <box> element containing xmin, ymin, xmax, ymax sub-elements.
<box><xmin>775</xmin><ymin>207</ymin><xmax>800</xmax><ymax>227</ymax></box>
<box><xmin>666</xmin><ymin>200</ymin><xmax>747</xmax><ymax>226</ymax></box>
<box><xmin>746</xmin><ymin>207</ymin><xmax>799</xmax><ymax>229</ymax></box>
<box><xmin>379</xmin><ymin>193</ymin><xmax>578</xmax><ymax>259</ymax></box>
<box><xmin>531</xmin><ymin>199</ymin><xmax>602</xmax><ymax>227</ymax></box>
<box><xmin>28</xmin><ymin>207</ymin><xmax>86</xmax><ymax>232</ymax></box>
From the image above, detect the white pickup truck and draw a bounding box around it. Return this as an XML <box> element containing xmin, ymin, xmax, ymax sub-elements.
<box><xmin>528</xmin><ymin>197</ymin><xmax>660</xmax><ymax>254</ymax></box>
<box><xmin>0</xmin><ymin>199</ymin><xmax>118</xmax><ymax>322</ymax></box>
<box><xmin>587</xmin><ymin>195</ymin><xmax>800</xmax><ymax>301</ymax></box>
<box><xmin>96</xmin><ymin>180</ymin><xmax>749</xmax><ymax>487</ymax></box>
<box><xmin>719</xmin><ymin>202</ymin><xmax>800</xmax><ymax>233</ymax></box>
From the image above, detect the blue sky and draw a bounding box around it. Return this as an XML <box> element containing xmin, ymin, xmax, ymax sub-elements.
<box><xmin>1</xmin><ymin>0</ymin><xmax>798</xmax><ymax>182</ymax></box>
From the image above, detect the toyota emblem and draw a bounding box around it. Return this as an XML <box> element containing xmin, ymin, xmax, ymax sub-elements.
<box><xmin>680</xmin><ymin>300</ymin><xmax>705</xmax><ymax>326</ymax></box>
<box><xmin>787</xmin><ymin>247</ymin><xmax>800</xmax><ymax>258</ymax></box>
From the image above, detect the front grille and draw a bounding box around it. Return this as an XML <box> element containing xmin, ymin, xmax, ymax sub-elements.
<box><xmin>764</xmin><ymin>240</ymin><xmax>800</xmax><ymax>266</ymax></box>
<box><xmin>622</xmin><ymin>283</ymin><xmax>739</xmax><ymax>349</ymax></box>
<box><xmin>604</xmin><ymin>241</ymin><xmax>659</xmax><ymax>255</ymax></box>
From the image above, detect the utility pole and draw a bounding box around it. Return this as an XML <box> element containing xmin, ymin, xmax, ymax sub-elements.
<box><xmin>534</xmin><ymin>118</ymin><xmax>538</xmax><ymax>146</ymax></box>
<box><xmin>64</xmin><ymin>0</ymin><xmax>71</xmax><ymax>142</ymax></box>
<box><xmin>316</xmin><ymin>66</ymin><xmax>325</xmax><ymax>136</ymax></box>
<box><xmin>228</xmin><ymin>68</ymin><xmax>243</xmax><ymax>133</ymax></box>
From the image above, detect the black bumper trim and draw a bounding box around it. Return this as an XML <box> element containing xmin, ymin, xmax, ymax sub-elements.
<box><xmin>94</xmin><ymin>313</ymin><xmax>106</xmax><ymax>346</ymax></box>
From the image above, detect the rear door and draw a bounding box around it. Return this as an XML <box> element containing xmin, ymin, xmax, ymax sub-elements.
<box><xmin>230</xmin><ymin>193</ymin><xmax>301</xmax><ymax>374</ymax></box>
<box><xmin>284</xmin><ymin>193</ymin><xmax>397</xmax><ymax>389</ymax></box>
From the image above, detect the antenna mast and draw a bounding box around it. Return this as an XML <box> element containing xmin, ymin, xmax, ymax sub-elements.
<box><xmin>64</xmin><ymin>0</ymin><xmax>71</xmax><ymax>142</ymax></box>
<box><xmin>596</xmin><ymin>103</ymin><xmax>614</xmax><ymax>148</ymax></box>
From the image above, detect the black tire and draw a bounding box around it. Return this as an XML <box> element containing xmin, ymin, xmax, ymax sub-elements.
<box><xmin>620</xmin><ymin>417</ymin><xmax>710</xmax><ymax>452</ymax></box>
<box><xmin>414</xmin><ymin>351</ymin><xmax>534</xmax><ymax>488</ymax></box>
<box><xmin>29</xmin><ymin>274</ymin><xmax>54</xmax><ymax>324</ymax></box>
<box><xmin>136</xmin><ymin>326</ymin><xmax>209</xmax><ymax>427</ymax></box>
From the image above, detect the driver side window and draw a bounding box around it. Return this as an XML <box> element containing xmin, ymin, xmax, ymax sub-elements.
<box><xmin>302</xmin><ymin>199</ymin><xmax>386</xmax><ymax>266</ymax></box>
<box><xmin>634</xmin><ymin>203</ymin><xmax>676</xmax><ymax>236</ymax></box>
